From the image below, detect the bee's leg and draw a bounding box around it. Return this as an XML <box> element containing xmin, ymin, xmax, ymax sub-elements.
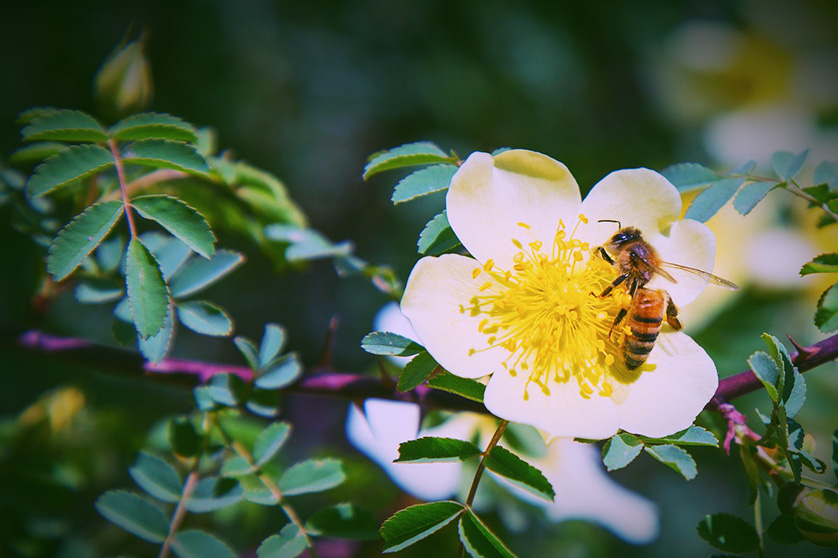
<box><xmin>598</xmin><ymin>273</ymin><xmax>626</xmax><ymax>298</ymax></box>
<box><xmin>664</xmin><ymin>291</ymin><xmax>682</xmax><ymax>330</ymax></box>
<box><xmin>608</xmin><ymin>278</ymin><xmax>638</xmax><ymax>338</ymax></box>
<box><xmin>596</xmin><ymin>246</ymin><xmax>614</xmax><ymax>265</ymax></box>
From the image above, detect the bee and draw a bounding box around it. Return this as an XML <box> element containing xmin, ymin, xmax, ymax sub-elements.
<box><xmin>596</xmin><ymin>223</ymin><xmax>738</xmax><ymax>369</ymax></box>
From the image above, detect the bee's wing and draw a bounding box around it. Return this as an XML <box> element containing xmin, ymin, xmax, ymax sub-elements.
<box><xmin>660</xmin><ymin>261</ymin><xmax>739</xmax><ymax>290</ymax></box>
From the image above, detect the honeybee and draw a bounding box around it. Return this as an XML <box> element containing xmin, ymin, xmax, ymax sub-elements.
<box><xmin>596</xmin><ymin>223</ymin><xmax>738</xmax><ymax>369</ymax></box>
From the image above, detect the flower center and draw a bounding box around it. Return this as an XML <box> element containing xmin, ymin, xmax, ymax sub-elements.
<box><xmin>464</xmin><ymin>216</ymin><xmax>629</xmax><ymax>400</ymax></box>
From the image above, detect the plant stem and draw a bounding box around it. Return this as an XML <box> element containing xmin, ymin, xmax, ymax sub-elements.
<box><xmin>788</xmin><ymin>178</ymin><xmax>838</xmax><ymax>222</ymax></box>
<box><xmin>159</xmin><ymin>470</ymin><xmax>199</xmax><ymax>558</ymax></box>
<box><xmin>107</xmin><ymin>138</ymin><xmax>138</xmax><ymax>237</ymax></box>
<box><xmin>458</xmin><ymin>420</ymin><xmax>508</xmax><ymax>558</ymax></box>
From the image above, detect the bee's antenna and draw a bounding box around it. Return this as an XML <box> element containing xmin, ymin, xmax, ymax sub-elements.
<box><xmin>598</xmin><ymin>219</ymin><xmax>622</xmax><ymax>229</ymax></box>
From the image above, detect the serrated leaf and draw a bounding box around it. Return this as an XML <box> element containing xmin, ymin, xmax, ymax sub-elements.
<box><xmin>785</xmin><ymin>371</ymin><xmax>807</xmax><ymax>419</ymax></box>
<box><xmin>396</xmin><ymin>437</ymin><xmax>482</xmax><ymax>463</ymax></box>
<box><xmin>75</xmin><ymin>277</ymin><xmax>124</xmax><ymax>304</ymax></box>
<box><xmin>380</xmin><ymin>501</ymin><xmax>464</xmax><ymax>553</ymax></box>
<box><xmin>426</xmin><ymin>372</ymin><xmax>486</xmax><ymax>403</ymax></box>
<box><xmin>221</xmin><ymin>456</ymin><xmax>254</xmax><ymax>478</ymax></box>
<box><xmin>143</xmin><ymin>233</ymin><xmax>192</xmax><ymax>279</ymax></box>
<box><xmin>18</xmin><ymin>107</ymin><xmax>59</xmax><ymax>125</ymax></box>
<box><xmin>815</xmin><ymin>284</ymin><xmax>838</xmax><ymax>333</ymax></box>
<box><xmin>22</xmin><ymin>109</ymin><xmax>107</xmax><ymax>142</ymax></box>
<box><xmin>397</xmin><ymin>351</ymin><xmax>438</xmax><ymax>392</ymax></box>
<box><xmin>185</xmin><ymin>477</ymin><xmax>243</xmax><ymax>513</ymax></box>
<box><xmin>642</xmin><ymin>426</ymin><xmax>719</xmax><ymax>447</ymax></box>
<box><xmin>138</xmin><ymin>302</ymin><xmax>174</xmax><ymax>362</ymax></box>
<box><xmin>418</xmin><ymin>211</ymin><xmax>461</xmax><ymax>256</ymax></box>
<box><xmin>761</xmin><ymin>333</ymin><xmax>797</xmax><ymax>405</ymax></box>
<box><xmin>458</xmin><ymin>510</ymin><xmax>517</xmax><ymax>558</ymax></box>
<box><xmin>132</xmin><ymin>195</ymin><xmax>215</xmax><ymax>258</ymax></box>
<box><xmin>661</xmin><ymin>162</ymin><xmax>720</xmax><ymax>192</ymax></box>
<box><xmin>485</xmin><ymin>446</ymin><xmax>555</xmax><ymax>501</ymax></box>
<box><xmin>259</xmin><ymin>323</ymin><xmax>287</xmax><ymax>368</ymax></box>
<box><xmin>169</xmin><ymin>250</ymin><xmax>244</xmax><ymax>298</ymax></box>
<box><xmin>171</xmin><ymin>530</ymin><xmax>236</xmax><ymax>558</ymax></box>
<box><xmin>771</xmin><ymin>149</ymin><xmax>809</xmax><ymax>180</ymax></box>
<box><xmin>748</xmin><ymin>351</ymin><xmax>780</xmax><ymax>403</ymax></box>
<box><xmin>684</xmin><ymin>177</ymin><xmax>745</xmax><ymax>222</ymax></box>
<box><xmin>126</xmin><ymin>237</ymin><xmax>169</xmax><ymax>339</ymax></box>
<box><xmin>644</xmin><ymin>444</ymin><xmax>697</xmax><ymax>480</ymax></box>
<box><xmin>241</xmin><ymin>475</ymin><xmax>278</xmax><ymax>506</ymax></box>
<box><xmin>733</xmin><ymin>181</ymin><xmax>776</xmax><ymax>215</ymax></box>
<box><xmin>803</xmin><ymin>184</ymin><xmax>832</xmax><ymax>204</ymax></box>
<box><xmin>94</xmin><ymin>490</ymin><xmax>169</xmax><ymax>543</ymax></box>
<box><xmin>122</xmin><ymin>139</ymin><xmax>209</xmax><ymax>175</ymax></box>
<box><xmin>602</xmin><ymin>433</ymin><xmax>644</xmax><ymax>471</ymax></box>
<box><xmin>696</xmin><ymin>513</ymin><xmax>760</xmax><ymax>553</ymax></box>
<box><xmin>257</xmin><ymin>524</ymin><xmax>308</xmax><ymax>558</ymax></box>
<box><xmin>109</xmin><ymin>113</ymin><xmax>198</xmax><ymax>142</ymax></box>
<box><xmin>801</xmin><ymin>254</ymin><xmax>838</xmax><ymax>276</ymax></box>
<box><xmin>253</xmin><ymin>422</ymin><xmax>291</xmax><ymax>467</ymax></box>
<box><xmin>25</xmin><ymin>144</ymin><xmax>114</xmax><ymax>197</ymax></box>
<box><xmin>176</xmin><ymin>300</ymin><xmax>233</xmax><ymax>336</ymax></box>
<box><xmin>304</xmin><ymin>503</ymin><xmax>379</xmax><ymax>540</ymax></box>
<box><xmin>46</xmin><ymin>201</ymin><xmax>124</xmax><ymax>281</ymax></box>
<box><xmin>278</xmin><ymin>458</ymin><xmax>345</xmax><ymax>496</ymax></box>
<box><xmin>363</xmin><ymin>141</ymin><xmax>451</xmax><ymax>180</ymax></box>
<box><xmin>361</xmin><ymin>331</ymin><xmax>424</xmax><ymax>357</ymax></box>
<box><xmin>254</xmin><ymin>354</ymin><xmax>302</xmax><ymax>390</ymax></box>
<box><xmin>392</xmin><ymin>164</ymin><xmax>457</xmax><ymax>204</ymax></box>
<box><xmin>129</xmin><ymin>452</ymin><xmax>183</xmax><ymax>503</ymax></box>
<box><xmin>170</xmin><ymin>417</ymin><xmax>201</xmax><ymax>458</ymax></box>
<box><xmin>9</xmin><ymin>141</ymin><xmax>68</xmax><ymax>165</ymax></box>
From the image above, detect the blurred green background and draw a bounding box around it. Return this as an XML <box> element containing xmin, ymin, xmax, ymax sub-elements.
<box><xmin>2</xmin><ymin>0</ymin><xmax>837</xmax><ymax>556</ymax></box>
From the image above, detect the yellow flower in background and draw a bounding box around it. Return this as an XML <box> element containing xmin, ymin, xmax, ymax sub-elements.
<box><xmin>401</xmin><ymin>150</ymin><xmax>720</xmax><ymax>440</ymax></box>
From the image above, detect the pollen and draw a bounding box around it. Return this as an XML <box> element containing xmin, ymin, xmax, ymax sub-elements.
<box><xmin>466</xmin><ymin>220</ymin><xmax>625</xmax><ymax>399</ymax></box>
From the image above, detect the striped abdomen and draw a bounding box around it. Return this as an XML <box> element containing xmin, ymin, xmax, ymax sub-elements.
<box><xmin>621</xmin><ymin>289</ymin><xmax>666</xmax><ymax>369</ymax></box>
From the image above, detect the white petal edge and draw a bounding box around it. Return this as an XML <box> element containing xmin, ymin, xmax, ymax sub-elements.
<box><xmin>483</xmin><ymin>366</ymin><xmax>620</xmax><ymax>439</ymax></box>
<box><xmin>616</xmin><ymin>331</ymin><xmax>718</xmax><ymax>438</ymax></box>
<box><xmin>373</xmin><ymin>302</ymin><xmax>419</xmax><ymax>367</ymax></box>
<box><xmin>401</xmin><ymin>254</ymin><xmax>509</xmax><ymax>379</ymax></box>
<box><xmin>446</xmin><ymin>150</ymin><xmax>582</xmax><ymax>270</ymax></box>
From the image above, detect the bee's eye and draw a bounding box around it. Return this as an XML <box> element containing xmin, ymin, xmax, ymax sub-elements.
<box><xmin>612</xmin><ymin>233</ymin><xmax>628</xmax><ymax>244</ymax></box>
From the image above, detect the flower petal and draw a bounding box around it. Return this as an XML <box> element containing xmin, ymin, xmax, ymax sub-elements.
<box><xmin>483</xmin><ymin>369</ymin><xmax>620</xmax><ymax>439</ymax></box>
<box><xmin>577</xmin><ymin>168</ymin><xmax>682</xmax><ymax>247</ymax></box>
<box><xmin>401</xmin><ymin>254</ymin><xmax>509</xmax><ymax>379</ymax></box>
<box><xmin>616</xmin><ymin>331</ymin><xmax>718</xmax><ymax>437</ymax></box>
<box><xmin>447</xmin><ymin>150</ymin><xmax>581</xmax><ymax>270</ymax></box>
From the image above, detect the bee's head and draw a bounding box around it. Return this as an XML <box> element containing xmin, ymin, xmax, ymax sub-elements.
<box><xmin>608</xmin><ymin>226</ymin><xmax>643</xmax><ymax>249</ymax></box>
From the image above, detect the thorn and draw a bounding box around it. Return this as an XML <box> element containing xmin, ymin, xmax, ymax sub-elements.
<box><xmin>787</xmin><ymin>334</ymin><xmax>819</xmax><ymax>364</ymax></box>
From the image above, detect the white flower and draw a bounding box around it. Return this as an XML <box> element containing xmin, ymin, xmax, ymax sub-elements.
<box><xmin>401</xmin><ymin>150</ymin><xmax>720</xmax><ymax>440</ymax></box>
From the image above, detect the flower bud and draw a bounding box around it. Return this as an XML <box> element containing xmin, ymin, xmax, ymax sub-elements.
<box><xmin>94</xmin><ymin>35</ymin><xmax>153</xmax><ymax>121</ymax></box>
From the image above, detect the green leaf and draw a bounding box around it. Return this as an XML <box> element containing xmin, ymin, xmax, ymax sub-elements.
<box><xmin>602</xmin><ymin>433</ymin><xmax>644</xmax><ymax>471</ymax></box>
<box><xmin>9</xmin><ymin>141</ymin><xmax>68</xmax><ymax>165</ymax></box>
<box><xmin>234</xmin><ymin>336</ymin><xmax>261</xmax><ymax>371</ymax></box>
<box><xmin>363</xmin><ymin>141</ymin><xmax>451</xmax><ymax>180</ymax></box>
<box><xmin>125</xmin><ymin>237</ymin><xmax>169</xmax><ymax>339</ymax></box>
<box><xmin>644</xmin><ymin>444</ymin><xmax>697</xmax><ymax>480</ymax></box>
<box><xmin>207</xmin><ymin>373</ymin><xmax>249</xmax><ymax>407</ymax></box>
<box><xmin>143</xmin><ymin>233</ymin><xmax>192</xmax><ymax>279</ymax></box>
<box><xmin>257</xmin><ymin>524</ymin><xmax>308</xmax><ymax>558</ymax></box>
<box><xmin>278</xmin><ymin>458</ymin><xmax>345</xmax><ymax>496</ymax></box>
<box><xmin>132</xmin><ymin>195</ymin><xmax>215</xmax><ymax>258</ymax></box>
<box><xmin>748</xmin><ymin>351</ymin><xmax>780</xmax><ymax>403</ymax></box>
<box><xmin>176</xmin><ymin>300</ymin><xmax>233</xmax><ymax>336</ymax></box>
<box><xmin>21</xmin><ymin>109</ymin><xmax>107</xmax><ymax>142</ymax></box>
<box><xmin>771</xmin><ymin>149</ymin><xmax>809</xmax><ymax>180</ymax></box>
<box><xmin>171</xmin><ymin>530</ymin><xmax>236</xmax><ymax>558</ymax></box>
<box><xmin>684</xmin><ymin>177</ymin><xmax>745</xmax><ymax>222</ymax></box>
<box><xmin>109</xmin><ymin>112</ymin><xmax>198</xmax><ymax>142</ymax></box>
<box><xmin>46</xmin><ymin>200</ymin><xmax>124</xmax><ymax>281</ymax></box>
<box><xmin>641</xmin><ymin>425</ymin><xmax>719</xmax><ymax>447</ymax></box>
<box><xmin>396</xmin><ymin>437</ymin><xmax>482</xmax><ymax>463</ymax></box>
<box><xmin>129</xmin><ymin>452</ymin><xmax>182</xmax><ymax>503</ymax></box>
<box><xmin>254</xmin><ymin>354</ymin><xmax>302</xmax><ymax>389</ymax></box>
<box><xmin>418</xmin><ymin>211</ymin><xmax>461</xmax><ymax>256</ymax></box>
<box><xmin>241</xmin><ymin>475</ymin><xmax>278</xmax><ymax>506</ymax></box>
<box><xmin>814</xmin><ymin>161</ymin><xmax>838</xmax><ymax>188</ymax></box>
<box><xmin>380</xmin><ymin>501</ymin><xmax>464</xmax><ymax>553</ymax></box>
<box><xmin>801</xmin><ymin>254</ymin><xmax>838</xmax><ymax>276</ymax></box>
<box><xmin>767</xmin><ymin>514</ymin><xmax>805</xmax><ymax>544</ymax></box>
<box><xmin>815</xmin><ymin>283</ymin><xmax>838</xmax><ymax>333</ymax></box>
<box><xmin>259</xmin><ymin>323</ymin><xmax>287</xmax><ymax>368</ymax></box>
<box><xmin>25</xmin><ymin>144</ymin><xmax>114</xmax><ymax>197</ymax></box>
<box><xmin>170</xmin><ymin>417</ymin><xmax>201</xmax><ymax>458</ymax></box>
<box><xmin>833</xmin><ymin>430</ymin><xmax>838</xmax><ymax>481</ymax></box>
<box><xmin>426</xmin><ymin>372</ymin><xmax>486</xmax><ymax>403</ymax></box>
<box><xmin>661</xmin><ymin>162</ymin><xmax>720</xmax><ymax>192</ymax></box>
<box><xmin>458</xmin><ymin>510</ymin><xmax>517</xmax><ymax>558</ymax></box>
<box><xmin>185</xmin><ymin>477</ymin><xmax>243</xmax><ymax>513</ymax></box>
<box><xmin>485</xmin><ymin>446</ymin><xmax>555</xmax><ymax>501</ymax></box>
<box><xmin>122</xmin><ymin>139</ymin><xmax>210</xmax><ymax>175</ymax></box>
<box><xmin>138</xmin><ymin>302</ymin><xmax>174</xmax><ymax>363</ymax></box>
<box><xmin>75</xmin><ymin>277</ymin><xmax>124</xmax><ymax>304</ymax></box>
<box><xmin>253</xmin><ymin>422</ymin><xmax>292</xmax><ymax>467</ymax></box>
<box><xmin>18</xmin><ymin>107</ymin><xmax>59</xmax><ymax>125</ymax></box>
<box><xmin>246</xmin><ymin>389</ymin><xmax>281</xmax><ymax>418</ymax></box>
<box><xmin>169</xmin><ymin>250</ymin><xmax>244</xmax><ymax>298</ymax></box>
<box><xmin>398</xmin><ymin>351</ymin><xmax>439</xmax><ymax>392</ymax></box>
<box><xmin>733</xmin><ymin>181</ymin><xmax>776</xmax><ymax>215</ymax></box>
<box><xmin>696</xmin><ymin>513</ymin><xmax>760</xmax><ymax>553</ymax></box>
<box><xmin>304</xmin><ymin>503</ymin><xmax>380</xmax><ymax>540</ymax></box>
<box><xmin>94</xmin><ymin>490</ymin><xmax>169</xmax><ymax>543</ymax></box>
<box><xmin>265</xmin><ymin>225</ymin><xmax>353</xmax><ymax>262</ymax></box>
<box><xmin>361</xmin><ymin>331</ymin><xmax>424</xmax><ymax>357</ymax></box>
<box><xmin>803</xmin><ymin>184</ymin><xmax>832</xmax><ymax>204</ymax></box>
<box><xmin>392</xmin><ymin>164</ymin><xmax>457</xmax><ymax>204</ymax></box>
<box><xmin>221</xmin><ymin>456</ymin><xmax>254</xmax><ymax>478</ymax></box>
